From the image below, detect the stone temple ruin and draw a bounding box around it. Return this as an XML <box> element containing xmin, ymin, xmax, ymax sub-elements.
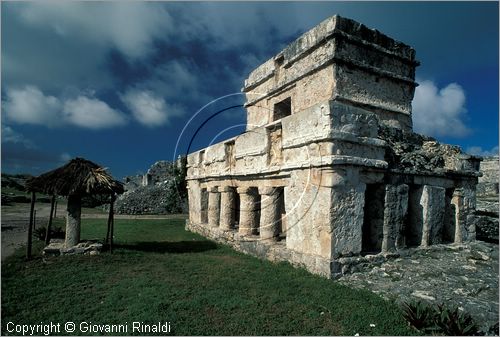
<box><xmin>186</xmin><ymin>15</ymin><xmax>481</xmax><ymax>278</ymax></box>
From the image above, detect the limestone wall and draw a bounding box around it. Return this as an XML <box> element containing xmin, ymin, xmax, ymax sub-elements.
<box><xmin>187</xmin><ymin>100</ymin><xmax>389</xmax><ymax>182</ymax></box>
<box><xmin>477</xmin><ymin>156</ymin><xmax>499</xmax><ymax>197</ymax></box>
<box><xmin>185</xmin><ymin>14</ymin><xmax>481</xmax><ymax>279</ymax></box>
<box><xmin>243</xmin><ymin>15</ymin><xmax>417</xmax><ymax>133</ymax></box>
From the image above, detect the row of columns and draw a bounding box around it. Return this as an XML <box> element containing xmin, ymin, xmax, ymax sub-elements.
<box><xmin>380</xmin><ymin>183</ymin><xmax>467</xmax><ymax>253</ymax></box>
<box><xmin>206</xmin><ymin>186</ymin><xmax>282</xmax><ymax>241</ymax></box>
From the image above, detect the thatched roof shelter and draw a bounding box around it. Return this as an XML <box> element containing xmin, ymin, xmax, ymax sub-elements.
<box><xmin>24</xmin><ymin>158</ymin><xmax>124</xmax><ymax>258</ymax></box>
<box><xmin>25</xmin><ymin>157</ymin><xmax>124</xmax><ymax>196</ymax></box>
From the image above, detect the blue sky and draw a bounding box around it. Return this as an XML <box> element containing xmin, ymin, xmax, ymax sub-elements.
<box><xmin>2</xmin><ymin>1</ymin><xmax>498</xmax><ymax>179</ymax></box>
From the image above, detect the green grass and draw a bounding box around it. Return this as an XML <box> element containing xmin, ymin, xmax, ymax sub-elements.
<box><xmin>2</xmin><ymin>219</ymin><xmax>415</xmax><ymax>336</ymax></box>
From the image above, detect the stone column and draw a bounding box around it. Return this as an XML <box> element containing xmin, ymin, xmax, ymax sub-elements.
<box><xmin>462</xmin><ymin>183</ymin><xmax>477</xmax><ymax>241</ymax></box>
<box><xmin>382</xmin><ymin>184</ymin><xmax>409</xmax><ymax>252</ymax></box>
<box><xmin>219</xmin><ymin>186</ymin><xmax>236</xmax><ymax>230</ymax></box>
<box><xmin>420</xmin><ymin>185</ymin><xmax>445</xmax><ymax>247</ymax></box>
<box><xmin>259</xmin><ymin>187</ymin><xmax>280</xmax><ymax>241</ymax></box>
<box><xmin>237</xmin><ymin>187</ymin><xmax>257</xmax><ymax>236</ymax></box>
<box><xmin>65</xmin><ymin>194</ymin><xmax>81</xmax><ymax>248</ymax></box>
<box><xmin>187</xmin><ymin>181</ymin><xmax>202</xmax><ymax>224</ymax></box>
<box><xmin>329</xmin><ymin>168</ymin><xmax>367</xmax><ymax>258</ymax></box>
<box><xmin>452</xmin><ymin>190</ymin><xmax>465</xmax><ymax>243</ymax></box>
<box><xmin>208</xmin><ymin>187</ymin><xmax>220</xmax><ymax>228</ymax></box>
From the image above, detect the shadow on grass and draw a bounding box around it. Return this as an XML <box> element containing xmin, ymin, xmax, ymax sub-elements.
<box><xmin>116</xmin><ymin>240</ymin><xmax>218</xmax><ymax>254</ymax></box>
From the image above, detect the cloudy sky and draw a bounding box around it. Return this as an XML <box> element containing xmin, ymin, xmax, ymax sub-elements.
<box><xmin>2</xmin><ymin>1</ymin><xmax>498</xmax><ymax>179</ymax></box>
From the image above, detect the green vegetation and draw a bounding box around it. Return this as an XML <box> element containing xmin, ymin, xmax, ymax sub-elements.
<box><xmin>402</xmin><ymin>300</ymin><xmax>480</xmax><ymax>336</ymax></box>
<box><xmin>3</xmin><ymin>218</ymin><xmax>415</xmax><ymax>335</ymax></box>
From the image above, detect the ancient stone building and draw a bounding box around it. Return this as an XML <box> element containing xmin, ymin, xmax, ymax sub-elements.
<box><xmin>185</xmin><ymin>15</ymin><xmax>481</xmax><ymax>278</ymax></box>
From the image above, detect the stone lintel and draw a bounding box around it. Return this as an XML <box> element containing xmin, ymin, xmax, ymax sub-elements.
<box><xmin>236</xmin><ymin>186</ymin><xmax>253</xmax><ymax>194</ymax></box>
<box><xmin>219</xmin><ymin>186</ymin><xmax>235</xmax><ymax>193</ymax></box>
<box><xmin>259</xmin><ymin>186</ymin><xmax>279</xmax><ymax>195</ymax></box>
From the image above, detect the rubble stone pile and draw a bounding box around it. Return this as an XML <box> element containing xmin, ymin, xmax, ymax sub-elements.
<box><xmin>116</xmin><ymin>159</ymin><xmax>187</xmax><ymax>215</ymax></box>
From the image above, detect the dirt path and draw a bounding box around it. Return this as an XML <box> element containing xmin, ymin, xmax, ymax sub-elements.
<box><xmin>1</xmin><ymin>203</ymin><xmax>54</xmax><ymax>260</ymax></box>
<box><xmin>1</xmin><ymin>202</ymin><xmax>187</xmax><ymax>260</ymax></box>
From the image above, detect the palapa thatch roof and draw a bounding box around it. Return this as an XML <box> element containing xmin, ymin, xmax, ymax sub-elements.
<box><xmin>25</xmin><ymin>157</ymin><xmax>124</xmax><ymax>196</ymax></box>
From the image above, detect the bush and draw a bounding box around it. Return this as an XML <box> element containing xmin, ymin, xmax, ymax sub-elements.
<box><xmin>402</xmin><ymin>300</ymin><xmax>480</xmax><ymax>336</ymax></box>
<box><xmin>434</xmin><ymin>304</ymin><xmax>479</xmax><ymax>336</ymax></box>
<box><xmin>402</xmin><ymin>300</ymin><xmax>438</xmax><ymax>333</ymax></box>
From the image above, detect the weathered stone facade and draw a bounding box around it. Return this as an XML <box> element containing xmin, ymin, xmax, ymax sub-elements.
<box><xmin>186</xmin><ymin>15</ymin><xmax>481</xmax><ymax>278</ymax></box>
<box><xmin>475</xmin><ymin>156</ymin><xmax>499</xmax><ymax>243</ymax></box>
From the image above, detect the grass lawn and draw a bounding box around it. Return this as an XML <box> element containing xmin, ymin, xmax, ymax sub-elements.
<box><xmin>2</xmin><ymin>218</ymin><xmax>416</xmax><ymax>336</ymax></box>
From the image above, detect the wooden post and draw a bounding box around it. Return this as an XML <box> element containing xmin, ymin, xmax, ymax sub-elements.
<box><xmin>54</xmin><ymin>200</ymin><xmax>58</xmax><ymax>218</ymax></box>
<box><xmin>33</xmin><ymin>210</ymin><xmax>37</xmax><ymax>230</ymax></box>
<box><xmin>106</xmin><ymin>196</ymin><xmax>112</xmax><ymax>248</ymax></box>
<box><xmin>109</xmin><ymin>194</ymin><xmax>115</xmax><ymax>253</ymax></box>
<box><xmin>26</xmin><ymin>192</ymin><xmax>36</xmax><ymax>260</ymax></box>
<box><xmin>45</xmin><ymin>195</ymin><xmax>56</xmax><ymax>245</ymax></box>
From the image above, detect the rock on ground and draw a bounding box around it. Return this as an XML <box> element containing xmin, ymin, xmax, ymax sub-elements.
<box><xmin>338</xmin><ymin>241</ymin><xmax>499</xmax><ymax>333</ymax></box>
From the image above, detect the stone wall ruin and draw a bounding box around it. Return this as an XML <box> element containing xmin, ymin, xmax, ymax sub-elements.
<box><xmin>186</xmin><ymin>15</ymin><xmax>481</xmax><ymax>278</ymax></box>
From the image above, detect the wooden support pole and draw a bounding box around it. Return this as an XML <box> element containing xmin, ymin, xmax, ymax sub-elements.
<box><xmin>109</xmin><ymin>194</ymin><xmax>115</xmax><ymax>253</ymax></box>
<box><xmin>33</xmin><ymin>210</ymin><xmax>37</xmax><ymax>230</ymax></box>
<box><xmin>26</xmin><ymin>192</ymin><xmax>36</xmax><ymax>260</ymax></box>
<box><xmin>106</xmin><ymin>197</ymin><xmax>112</xmax><ymax>247</ymax></box>
<box><xmin>45</xmin><ymin>195</ymin><xmax>56</xmax><ymax>245</ymax></box>
<box><xmin>54</xmin><ymin>200</ymin><xmax>58</xmax><ymax>218</ymax></box>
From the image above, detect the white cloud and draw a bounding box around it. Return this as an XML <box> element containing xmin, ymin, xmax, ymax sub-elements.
<box><xmin>3</xmin><ymin>86</ymin><xmax>62</xmax><ymax>127</ymax></box>
<box><xmin>3</xmin><ymin>85</ymin><xmax>127</xmax><ymax>130</ymax></box>
<box><xmin>412</xmin><ymin>80</ymin><xmax>470</xmax><ymax>138</ymax></box>
<box><xmin>16</xmin><ymin>2</ymin><xmax>172</xmax><ymax>59</ymax></box>
<box><xmin>1</xmin><ymin>126</ymin><xmax>34</xmax><ymax>148</ymax></box>
<box><xmin>120</xmin><ymin>90</ymin><xmax>183</xmax><ymax>127</ymax></box>
<box><xmin>466</xmin><ymin>145</ymin><xmax>499</xmax><ymax>157</ymax></box>
<box><xmin>63</xmin><ymin>96</ymin><xmax>127</xmax><ymax>129</ymax></box>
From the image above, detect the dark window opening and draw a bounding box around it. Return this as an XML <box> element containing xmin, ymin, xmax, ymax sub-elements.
<box><xmin>405</xmin><ymin>185</ymin><xmax>424</xmax><ymax>247</ymax></box>
<box><xmin>273</xmin><ymin>97</ymin><xmax>292</xmax><ymax>121</ymax></box>
<box><xmin>361</xmin><ymin>184</ymin><xmax>385</xmax><ymax>254</ymax></box>
<box><xmin>274</xmin><ymin>54</ymin><xmax>284</xmax><ymax>67</ymax></box>
<box><xmin>226</xmin><ymin>186</ymin><xmax>237</xmax><ymax>230</ymax></box>
<box><xmin>200</xmin><ymin>188</ymin><xmax>209</xmax><ymax>223</ymax></box>
<box><xmin>234</xmin><ymin>191</ymin><xmax>240</xmax><ymax>229</ymax></box>
<box><xmin>199</xmin><ymin>150</ymin><xmax>205</xmax><ymax>164</ymax></box>
<box><xmin>277</xmin><ymin>187</ymin><xmax>286</xmax><ymax>242</ymax></box>
<box><xmin>442</xmin><ymin>188</ymin><xmax>456</xmax><ymax>243</ymax></box>
<box><xmin>250</xmin><ymin>187</ymin><xmax>261</xmax><ymax>235</ymax></box>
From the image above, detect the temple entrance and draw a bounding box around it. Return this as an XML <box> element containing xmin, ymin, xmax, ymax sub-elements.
<box><xmin>442</xmin><ymin>188</ymin><xmax>456</xmax><ymax>243</ymax></box>
<box><xmin>250</xmin><ymin>187</ymin><xmax>261</xmax><ymax>235</ymax></box>
<box><xmin>361</xmin><ymin>184</ymin><xmax>385</xmax><ymax>254</ymax></box>
<box><xmin>234</xmin><ymin>190</ymin><xmax>240</xmax><ymax>229</ymax></box>
<box><xmin>200</xmin><ymin>188</ymin><xmax>208</xmax><ymax>223</ymax></box>
<box><xmin>405</xmin><ymin>185</ymin><xmax>423</xmax><ymax>247</ymax></box>
<box><xmin>277</xmin><ymin>187</ymin><xmax>286</xmax><ymax>241</ymax></box>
